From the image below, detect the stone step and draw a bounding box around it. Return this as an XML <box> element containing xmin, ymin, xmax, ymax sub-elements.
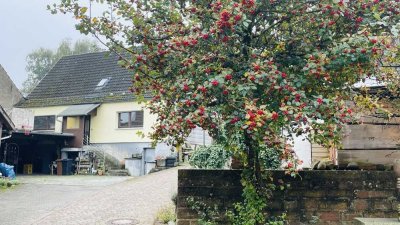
<box><xmin>354</xmin><ymin>218</ymin><xmax>399</xmax><ymax>225</ymax></box>
<box><xmin>107</xmin><ymin>169</ymin><xmax>129</xmax><ymax>176</ymax></box>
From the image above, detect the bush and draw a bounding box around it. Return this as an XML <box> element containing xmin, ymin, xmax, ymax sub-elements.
<box><xmin>189</xmin><ymin>144</ymin><xmax>230</xmax><ymax>169</ymax></box>
<box><xmin>0</xmin><ymin>179</ymin><xmax>18</xmax><ymax>189</ymax></box>
<box><xmin>156</xmin><ymin>205</ymin><xmax>176</xmax><ymax>223</ymax></box>
<box><xmin>259</xmin><ymin>146</ymin><xmax>281</xmax><ymax>170</ymax></box>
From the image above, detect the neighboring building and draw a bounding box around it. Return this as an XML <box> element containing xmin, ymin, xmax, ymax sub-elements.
<box><xmin>0</xmin><ymin>65</ymin><xmax>34</xmax><ymax>129</ymax></box>
<box><xmin>0</xmin><ymin>104</ymin><xmax>15</xmax><ymax>145</ymax></box>
<box><xmin>0</xmin><ymin>65</ymin><xmax>22</xmax><ymax>112</ymax></box>
<box><xmin>16</xmin><ymin>52</ymin><xmax>171</xmax><ymax>173</ymax></box>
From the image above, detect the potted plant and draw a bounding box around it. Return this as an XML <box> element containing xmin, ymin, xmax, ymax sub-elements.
<box><xmin>156</xmin><ymin>156</ymin><xmax>166</xmax><ymax>167</ymax></box>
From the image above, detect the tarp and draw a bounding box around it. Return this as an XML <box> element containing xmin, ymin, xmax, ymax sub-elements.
<box><xmin>0</xmin><ymin>163</ymin><xmax>16</xmax><ymax>179</ymax></box>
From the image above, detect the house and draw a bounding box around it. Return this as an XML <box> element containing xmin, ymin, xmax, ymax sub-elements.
<box><xmin>0</xmin><ymin>104</ymin><xmax>15</xmax><ymax>146</ymax></box>
<box><xmin>15</xmin><ymin>52</ymin><xmax>172</xmax><ymax>174</ymax></box>
<box><xmin>0</xmin><ymin>64</ymin><xmax>34</xmax><ymax>129</ymax></box>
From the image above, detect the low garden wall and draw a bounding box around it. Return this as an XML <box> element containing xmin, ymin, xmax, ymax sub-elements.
<box><xmin>177</xmin><ymin>169</ymin><xmax>398</xmax><ymax>225</ymax></box>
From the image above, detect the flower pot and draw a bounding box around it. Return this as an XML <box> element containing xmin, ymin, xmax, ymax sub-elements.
<box><xmin>156</xmin><ymin>159</ymin><xmax>166</xmax><ymax>167</ymax></box>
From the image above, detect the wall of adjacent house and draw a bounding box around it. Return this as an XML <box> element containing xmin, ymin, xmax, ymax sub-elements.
<box><xmin>9</xmin><ymin>108</ymin><xmax>34</xmax><ymax>130</ymax></box>
<box><xmin>30</xmin><ymin>105</ymin><xmax>67</xmax><ymax>133</ymax></box>
<box><xmin>0</xmin><ymin>65</ymin><xmax>23</xmax><ymax>113</ymax></box>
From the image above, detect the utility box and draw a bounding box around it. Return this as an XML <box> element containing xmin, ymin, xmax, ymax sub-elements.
<box><xmin>125</xmin><ymin>156</ymin><xmax>142</xmax><ymax>176</ymax></box>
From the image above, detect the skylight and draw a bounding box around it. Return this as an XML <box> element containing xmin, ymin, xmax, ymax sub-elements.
<box><xmin>97</xmin><ymin>78</ymin><xmax>110</xmax><ymax>87</ymax></box>
<box><xmin>95</xmin><ymin>77</ymin><xmax>111</xmax><ymax>90</ymax></box>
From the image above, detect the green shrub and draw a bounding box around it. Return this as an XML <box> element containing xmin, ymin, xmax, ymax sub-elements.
<box><xmin>189</xmin><ymin>144</ymin><xmax>230</xmax><ymax>169</ymax></box>
<box><xmin>0</xmin><ymin>179</ymin><xmax>18</xmax><ymax>189</ymax></box>
<box><xmin>259</xmin><ymin>146</ymin><xmax>281</xmax><ymax>170</ymax></box>
<box><xmin>156</xmin><ymin>205</ymin><xmax>176</xmax><ymax>223</ymax></box>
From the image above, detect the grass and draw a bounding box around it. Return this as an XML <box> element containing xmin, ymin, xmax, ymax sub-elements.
<box><xmin>155</xmin><ymin>205</ymin><xmax>176</xmax><ymax>224</ymax></box>
<box><xmin>0</xmin><ymin>178</ymin><xmax>19</xmax><ymax>189</ymax></box>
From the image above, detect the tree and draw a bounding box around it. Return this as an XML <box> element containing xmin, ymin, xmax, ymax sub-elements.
<box><xmin>51</xmin><ymin>1</ymin><xmax>399</xmax><ymax>224</ymax></box>
<box><xmin>22</xmin><ymin>39</ymin><xmax>102</xmax><ymax>95</ymax></box>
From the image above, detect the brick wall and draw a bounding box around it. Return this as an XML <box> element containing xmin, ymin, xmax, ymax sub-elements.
<box><xmin>177</xmin><ymin>170</ymin><xmax>398</xmax><ymax>225</ymax></box>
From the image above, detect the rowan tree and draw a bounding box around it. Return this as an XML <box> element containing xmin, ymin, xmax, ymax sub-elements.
<box><xmin>51</xmin><ymin>0</ymin><xmax>399</xmax><ymax>223</ymax></box>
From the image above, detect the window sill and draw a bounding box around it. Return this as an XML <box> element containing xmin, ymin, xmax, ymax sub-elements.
<box><xmin>116</xmin><ymin>127</ymin><xmax>144</xmax><ymax>130</ymax></box>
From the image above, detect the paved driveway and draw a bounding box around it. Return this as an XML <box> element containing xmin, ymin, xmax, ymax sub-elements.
<box><xmin>0</xmin><ymin>167</ymin><xmax>180</xmax><ymax>225</ymax></box>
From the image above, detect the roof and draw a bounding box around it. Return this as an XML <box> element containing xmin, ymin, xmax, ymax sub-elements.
<box><xmin>58</xmin><ymin>104</ymin><xmax>100</xmax><ymax>117</ymax></box>
<box><xmin>16</xmin><ymin>52</ymin><xmax>142</xmax><ymax>108</ymax></box>
<box><xmin>0</xmin><ymin>105</ymin><xmax>15</xmax><ymax>130</ymax></box>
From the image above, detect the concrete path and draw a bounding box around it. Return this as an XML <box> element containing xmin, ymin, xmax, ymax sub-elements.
<box><xmin>0</xmin><ymin>167</ymin><xmax>180</xmax><ymax>225</ymax></box>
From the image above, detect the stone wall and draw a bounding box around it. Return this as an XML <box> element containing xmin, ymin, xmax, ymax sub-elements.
<box><xmin>177</xmin><ymin>169</ymin><xmax>398</xmax><ymax>225</ymax></box>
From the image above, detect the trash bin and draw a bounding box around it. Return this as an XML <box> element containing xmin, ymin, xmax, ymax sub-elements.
<box><xmin>56</xmin><ymin>159</ymin><xmax>73</xmax><ymax>175</ymax></box>
<box><xmin>165</xmin><ymin>156</ymin><xmax>176</xmax><ymax>167</ymax></box>
<box><xmin>56</xmin><ymin>159</ymin><xmax>63</xmax><ymax>175</ymax></box>
<box><xmin>62</xmin><ymin>159</ymin><xmax>73</xmax><ymax>175</ymax></box>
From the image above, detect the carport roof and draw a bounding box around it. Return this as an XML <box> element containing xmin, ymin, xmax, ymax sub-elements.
<box><xmin>12</xmin><ymin>130</ymin><xmax>74</xmax><ymax>138</ymax></box>
<box><xmin>58</xmin><ymin>104</ymin><xmax>100</xmax><ymax>117</ymax></box>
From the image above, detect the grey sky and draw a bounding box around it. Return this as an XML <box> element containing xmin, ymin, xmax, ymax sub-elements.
<box><xmin>0</xmin><ymin>0</ymin><xmax>100</xmax><ymax>89</ymax></box>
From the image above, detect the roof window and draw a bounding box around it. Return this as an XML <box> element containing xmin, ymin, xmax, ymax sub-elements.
<box><xmin>95</xmin><ymin>77</ymin><xmax>111</xmax><ymax>90</ymax></box>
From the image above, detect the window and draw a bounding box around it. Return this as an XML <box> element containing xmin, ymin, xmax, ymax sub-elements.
<box><xmin>34</xmin><ymin>116</ymin><xmax>55</xmax><ymax>130</ymax></box>
<box><xmin>66</xmin><ymin>116</ymin><xmax>80</xmax><ymax>129</ymax></box>
<box><xmin>95</xmin><ymin>77</ymin><xmax>111</xmax><ymax>90</ymax></box>
<box><xmin>118</xmin><ymin>111</ymin><xmax>143</xmax><ymax>128</ymax></box>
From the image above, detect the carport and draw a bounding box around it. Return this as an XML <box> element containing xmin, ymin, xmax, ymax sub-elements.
<box><xmin>0</xmin><ymin>131</ymin><xmax>74</xmax><ymax>174</ymax></box>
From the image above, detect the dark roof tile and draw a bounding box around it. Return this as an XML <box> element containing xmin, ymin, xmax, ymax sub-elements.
<box><xmin>17</xmin><ymin>52</ymin><xmax>138</xmax><ymax>108</ymax></box>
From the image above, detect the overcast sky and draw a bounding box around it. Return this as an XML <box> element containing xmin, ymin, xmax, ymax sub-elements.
<box><xmin>0</xmin><ymin>0</ymin><xmax>101</xmax><ymax>89</ymax></box>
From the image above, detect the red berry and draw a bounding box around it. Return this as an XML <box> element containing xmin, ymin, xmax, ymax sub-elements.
<box><xmin>234</xmin><ymin>14</ymin><xmax>242</xmax><ymax>21</ymax></box>
<box><xmin>225</xmin><ymin>74</ymin><xmax>233</xmax><ymax>80</ymax></box>
<box><xmin>211</xmin><ymin>80</ymin><xmax>219</xmax><ymax>86</ymax></box>
<box><xmin>183</xmin><ymin>84</ymin><xmax>190</xmax><ymax>92</ymax></box>
<box><xmin>271</xmin><ymin>112</ymin><xmax>279</xmax><ymax>120</ymax></box>
<box><xmin>355</xmin><ymin>17</ymin><xmax>363</xmax><ymax>23</ymax></box>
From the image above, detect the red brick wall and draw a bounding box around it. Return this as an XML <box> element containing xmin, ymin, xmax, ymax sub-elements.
<box><xmin>177</xmin><ymin>170</ymin><xmax>398</xmax><ymax>225</ymax></box>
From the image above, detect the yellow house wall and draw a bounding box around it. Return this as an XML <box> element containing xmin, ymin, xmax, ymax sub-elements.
<box><xmin>29</xmin><ymin>101</ymin><xmax>156</xmax><ymax>143</ymax></box>
<box><xmin>90</xmin><ymin>101</ymin><xmax>155</xmax><ymax>143</ymax></box>
<box><xmin>31</xmin><ymin>106</ymin><xmax>68</xmax><ymax>133</ymax></box>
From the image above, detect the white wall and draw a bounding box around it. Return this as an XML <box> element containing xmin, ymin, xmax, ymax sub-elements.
<box><xmin>292</xmin><ymin>134</ymin><xmax>312</xmax><ymax>168</ymax></box>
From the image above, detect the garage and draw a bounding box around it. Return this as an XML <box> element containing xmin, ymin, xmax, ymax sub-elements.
<box><xmin>0</xmin><ymin>130</ymin><xmax>74</xmax><ymax>174</ymax></box>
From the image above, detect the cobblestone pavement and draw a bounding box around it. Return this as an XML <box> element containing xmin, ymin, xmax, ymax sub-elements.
<box><xmin>0</xmin><ymin>167</ymin><xmax>180</xmax><ymax>225</ymax></box>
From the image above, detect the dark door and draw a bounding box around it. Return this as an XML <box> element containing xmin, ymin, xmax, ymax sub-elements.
<box><xmin>83</xmin><ymin>116</ymin><xmax>91</xmax><ymax>145</ymax></box>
